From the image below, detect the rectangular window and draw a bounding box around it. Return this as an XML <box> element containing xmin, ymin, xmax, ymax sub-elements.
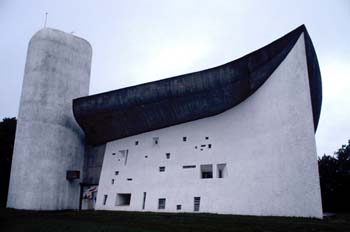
<box><xmin>127</xmin><ymin>178</ymin><xmax>133</xmax><ymax>181</ymax></box>
<box><xmin>183</xmin><ymin>137</ymin><xmax>187</xmax><ymax>142</ymax></box>
<box><xmin>194</xmin><ymin>197</ymin><xmax>200</xmax><ymax>211</ymax></box>
<box><xmin>135</xmin><ymin>141</ymin><xmax>139</xmax><ymax>145</ymax></box>
<box><xmin>159</xmin><ymin>166</ymin><xmax>165</xmax><ymax>172</ymax></box>
<box><xmin>208</xmin><ymin>144</ymin><xmax>212</xmax><ymax>149</ymax></box>
<box><xmin>176</xmin><ymin>204</ymin><xmax>182</xmax><ymax>210</ymax></box>
<box><xmin>115</xmin><ymin>193</ymin><xmax>131</xmax><ymax>206</ymax></box>
<box><xmin>115</xmin><ymin>171</ymin><xmax>119</xmax><ymax>175</ymax></box>
<box><xmin>217</xmin><ymin>163</ymin><xmax>227</xmax><ymax>178</ymax></box>
<box><xmin>103</xmin><ymin>195</ymin><xmax>108</xmax><ymax>205</ymax></box>
<box><xmin>153</xmin><ymin>137</ymin><xmax>159</xmax><ymax>145</ymax></box>
<box><xmin>183</xmin><ymin>165</ymin><xmax>196</xmax><ymax>169</ymax></box>
<box><xmin>200</xmin><ymin>164</ymin><xmax>213</xmax><ymax>179</ymax></box>
<box><xmin>112</xmin><ymin>153</ymin><xmax>116</xmax><ymax>156</ymax></box>
<box><xmin>142</xmin><ymin>192</ymin><xmax>146</xmax><ymax>210</ymax></box>
<box><xmin>205</xmin><ymin>137</ymin><xmax>209</xmax><ymax>140</ymax></box>
<box><xmin>166</xmin><ymin>153</ymin><xmax>170</xmax><ymax>159</ymax></box>
<box><xmin>111</xmin><ymin>179</ymin><xmax>114</xmax><ymax>184</ymax></box>
<box><xmin>158</xmin><ymin>198</ymin><xmax>166</xmax><ymax>209</ymax></box>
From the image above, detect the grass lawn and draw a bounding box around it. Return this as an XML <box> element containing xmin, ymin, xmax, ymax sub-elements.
<box><xmin>1</xmin><ymin>208</ymin><xmax>349</xmax><ymax>232</ymax></box>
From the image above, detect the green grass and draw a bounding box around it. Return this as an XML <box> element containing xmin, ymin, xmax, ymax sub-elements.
<box><xmin>1</xmin><ymin>208</ymin><xmax>349</xmax><ymax>232</ymax></box>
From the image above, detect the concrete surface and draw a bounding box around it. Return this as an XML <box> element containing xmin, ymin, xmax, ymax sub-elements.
<box><xmin>7</xmin><ymin>28</ymin><xmax>92</xmax><ymax>210</ymax></box>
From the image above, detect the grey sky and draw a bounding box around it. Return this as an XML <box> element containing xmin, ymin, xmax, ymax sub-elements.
<box><xmin>0</xmin><ymin>0</ymin><xmax>349</xmax><ymax>156</ymax></box>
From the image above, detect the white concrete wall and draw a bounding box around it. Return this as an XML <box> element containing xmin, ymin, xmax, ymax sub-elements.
<box><xmin>7</xmin><ymin>28</ymin><xmax>92</xmax><ymax>210</ymax></box>
<box><xmin>96</xmin><ymin>34</ymin><xmax>322</xmax><ymax>218</ymax></box>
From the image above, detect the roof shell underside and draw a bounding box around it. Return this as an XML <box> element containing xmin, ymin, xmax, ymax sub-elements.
<box><xmin>73</xmin><ymin>25</ymin><xmax>322</xmax><ymax>145</ymax></box>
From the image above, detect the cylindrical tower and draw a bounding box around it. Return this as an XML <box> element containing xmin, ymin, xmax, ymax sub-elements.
<box><xmin>7</xmin><ymin>28</ymin><xmax>92</xmax><ymax>210</ymax></box>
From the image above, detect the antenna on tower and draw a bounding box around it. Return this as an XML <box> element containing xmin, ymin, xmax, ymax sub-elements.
<box><xmin>44</xmin><ymin>12</ymin><xmax>48</xmax><ymax>28</ymax></box>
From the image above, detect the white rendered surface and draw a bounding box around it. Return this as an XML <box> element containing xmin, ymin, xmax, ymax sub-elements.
<box><xmin>96</xmin><ymin>34</ymin><xmax>322</xmax><ymax>218</ymax></box>
<box><xmin>7</xmin><ymin>28</ymin><xmax>92</xmax><ymax>210</ymax></box>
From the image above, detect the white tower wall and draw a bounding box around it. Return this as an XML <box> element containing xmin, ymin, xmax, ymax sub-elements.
<box><xmin>7</xmin><ymin>28</ymin><xmax>92</xmax><ymax>210</ymax></box>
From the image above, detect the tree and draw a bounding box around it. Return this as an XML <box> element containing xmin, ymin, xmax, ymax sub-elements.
<box><xmin>0</xmin><ymin>117</ymin><xmax>17</xmax><ymax>207</ymax></box>
<box><xmin>319</xmin><ymin>140</ymin><xmax>350</xmax><ymax>212</ymax></box>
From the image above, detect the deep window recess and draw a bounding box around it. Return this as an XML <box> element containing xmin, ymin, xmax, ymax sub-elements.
<box><xmin>166</xmin><ymin>153</ymin><xmax>170</xmax><ymax>159</ymax></box>
<box><xmin>194</xmin><ymin>197</ymin><xmax>200</xmax><ymax>211</ymax></box>
<box><xmin>142</xmin><ymin>192</ymin><xmax>147</xmax><ymax>210</ymax></box>
<box><xmin>115</xmin><ymin>171</ymin><xmax>119</xmax><ymax>175</ymax></box>
<box><xmin>135</xmin><ymin>141</ymin><xmax>139</xmax><ymax>146</ymax></box>
<box><xmin>183</xmin><ymin>165</ymin><xmax>196</xmax><ymax>169</ymax></box>
<box><xmin>217</xmin><ymin>163</ymin><xmax>227</xmax><ymax>178</ymax></box>
<box><xmin>153</xmin><ymin>137</ymin><xmax>159</xmax><ymax>145</ymax></box>
<box><xmin>158</xmin><ymin>198</ymin><xmax>166</xmax><ymax>209</ymax></box>
<box><xmin>103</xmin><ymin>195</ymin><xmax>108</xmax><ymax>205</ymax></box>
<box><xmin>183</xmin><ymin>137</ymin><xmax>187</xmax><ymax>142</ymax></box>
<box><xmin>159</xmin><ymin>166</ymin><xmax>165</xmax><ymax>172</ymax></box>
<box><xmin>115</xmin><ymin>193</ymin><xmax>131</xmax><ymax>206</ymax></box>
<box><xmin>200</xmin><ymin>164</ymin><xmax>213</xmax><ymax>179</ymax></box>
<box><xmin>127</xmin><ymin>178</ymin><xmax>133</xmax><ymax>181</ymax></box>
<box><xmin>177</xmin><ymin>205</ymin><xmax>182</xmax><ymax>210</ymax></box>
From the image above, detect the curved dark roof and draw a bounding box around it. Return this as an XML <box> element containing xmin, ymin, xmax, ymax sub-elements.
<box><xmin>73</xmin><ymin>25</ymin><xmax>322</xmax><ymax>145</ymax></box>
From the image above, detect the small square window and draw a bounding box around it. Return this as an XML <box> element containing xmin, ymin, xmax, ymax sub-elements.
<box><xmin>166</xmin><ymin>153</ymin><xmax>170</xmax><ymax>159</ymax></box>
<box><xmin>205</xmin><ymin>137</ymin><xmax>209</xmax><ymax>140</ymax></box>
<box><xmin>135</xmin><ymin>141</ymin><xmax>139</xmax><ymax>145</ymax></box>
<box><xmin>115</xmin><ymin>171</ymin><xmax>119</xmax><ymax>175</ymax></box>
<box><xmin>145</xmin><ymin>155</ymin><xmax>148</xmax><ymax>158</ymax></box>
<box><xmin>176</xmin><ymin>204</ymin><xmax>182</xmax><ymax>210</ymax></box>
<box><xmin>159</xmin><ymin>166</ymin><xmax>165</xmax><ymax>172</ymax></box>
<box><xmin>153</xmin><ymin>137</ymin><xmax>159</xmax><ymax>145</ymax></box>
<box><xmin>158</xmin><ymin>198</ymin><xmax>166</xmax><ymax>209</ymax></box>
<box><xmin>112</xmin><ymin>153</ymin><xmax>116</xmax><ymax>156</ymax></box>
<box><xmin>183</xmin><ymin>137</ymin><xmax>187</xmax><ymax>142</ymax></box>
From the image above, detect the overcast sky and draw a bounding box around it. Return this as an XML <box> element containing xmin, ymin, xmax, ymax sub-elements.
<box><xmin>0</xmin><ymin>0</ymin><xmax>349</xmax><ymax>156</ymax></box>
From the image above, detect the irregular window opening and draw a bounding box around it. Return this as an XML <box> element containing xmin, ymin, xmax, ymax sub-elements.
<box><xmin>159</xmin><ymin>166</ymin><xmax>165</xmax><ymax>172</ymax></box>
<box><xmin>200</xmin><ymin>164</ymin><xmax>213</xmax><ymax>179</ymax></box>
<box><xmin>194</xmin><ymin>197</ymin><xmax>200</xmax><ymax>211</ymax></box>
<box><xmin>158</xmin><ymin>198</ymin><xmax>166</xmax><ymax>209</ymax></box>
<box><xmin>217</xmin><ymin>163</ymin><xmax>227</xmax><ymax>178</ymax></box>
<box><xmin>166</xmin><ymin>153</ymin><xmax>170</xmax><ymax>159</ymax></box>
<box><xmin>176</xmin><ymin>205</ymin><xmax>182</xmax><ymax>210</ymax></box>
<box><xmin>153</xmin><ymin>137</ymin><xmax>159</xmax><ymax>145</ymax></box>
<box><xmin>183</xmin><ymin>137</ymin><xmax>187</xmax><ymax>142</ymax></box>
<box><xmin>115</xmin><ymin>193</ymin><xmax>131</xmax><ymax>206</ymax></box>
<box><xmin>142</xmin><ymin>192</ymin><xmax>147</xmax><ymax>210</ymax></box>
<box><xmin>103</xmin><ymin>195</ymin><xmax>108</xmax><ymax>205</ymax></box>
<box><xmin>183</xmin><ymin>165</ymin><xmax>196</xmax><ymax>169</ymax></box>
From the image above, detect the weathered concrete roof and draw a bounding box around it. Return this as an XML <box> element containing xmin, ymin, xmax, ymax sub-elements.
<box><xmin>73</xmin><ymin>25</ymin><xmax>322</xmax><ymax>145</ymax></box>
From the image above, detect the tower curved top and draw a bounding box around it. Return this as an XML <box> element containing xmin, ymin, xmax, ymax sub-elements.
<box><xmin>73</xmin><ymin>25</ymin><xmax>322</xmax><ymax>145</ymax></box>
<box><xmin>30</xmin><ymin>27</ymin><xmax>92</xmax><ymax>52</ymax></box>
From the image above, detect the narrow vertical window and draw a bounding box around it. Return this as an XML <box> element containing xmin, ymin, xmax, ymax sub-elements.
<box><xmin>135</xmin><ymin>141</ymin><xmax>139</xmax><ymax>146</ymax></box>
<box><xmin>103</xmin><ymin>195</ymin><xmax>108</xmax><ymax>205</ymax></box>
<box><xmin>142</xmin><ymin>192</ymin><xmax>147</xmax><ymax>210</ymax></box>
<box><xmin>166</xmin><ymin>153</ymin><xmax>170</xmax><ymax>159</ymax></box>
<box><xmin>153</xmin><ymin>137</ymin><xmax>159</xmax><ymax>145</ymax></box>
<box><xmin>194</xmin><ymin>197</ymin><xmax>200</xmax><ymax>211</ymax></box>
<box><xmin>183</xmin><ymin>137</ymin><xmax>187</xmax><ymax>142</ymax></box>
<box><xmin>111</xmin><ymin>179</ymin><xmax>114</xmax><ymax>184</ymax></box>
